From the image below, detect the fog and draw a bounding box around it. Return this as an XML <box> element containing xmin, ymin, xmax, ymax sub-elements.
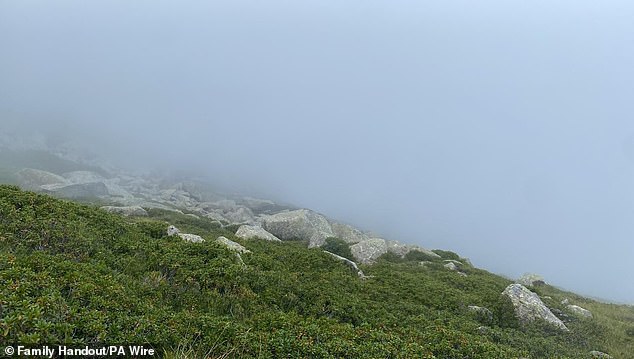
<box><xmin>2</xmin><ymin>1</ymin><xmax>634</xmax><ymax>302</ymax></box>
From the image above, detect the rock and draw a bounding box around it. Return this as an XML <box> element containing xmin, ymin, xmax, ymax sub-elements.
<box><xmin>167</xmin><ymin>225</ymin><xmax>180</xmax><ymax>236</ymax></box>
<box><xmin>323</xmin><ymin>250</ymin><xmax>366</xmax><ymax>278</ymax></box>
<box><xmin>502</xmin><ymin>284</ymin><xmax>568</xmax><ymax>331</ymax></box>
<box><xmin>444</xmin><ymin>262</ymin><xmax>459</xmax><ymax>271</ymax></box>
<box><xmin>385</xmin><ymin>240</ymin><xmax>441</xmax><ymax>259</ymax></box>
<box><xmin>350</xmin><ymin>238</ymin><xmax>388</xmax><ymax>264</ymax></box>
<box><xmin>330</xmin><ymin>222</ymin><xmax>371</xmax><ymax>244</ymax></box>
<box><xmin>468</xmin><ymin>305</ymin><xmax>493</xmax><ymax>323</ymax></box>
<box><xmin>518</xmin><ymin>273</ymin><xmax>546</xmax><ymax>287</ymax></box>
<box><xmin>61</xmin><ymin>170</ymin><xmax>105</xmax><ymax>184</ymax></box>
<box><xmin>589</xmin><ymin>350</ymin><xmax>612</xmax><ymax>358</ymax></box>
<box><xmin>41</xmin><ymin>182</ymin><xmax>109</xmax><ymax>198</ymax></box>
<box><xmin>178</xmin><ymin>233</ymin><xmax>204</xmax><ymax>243</ymax></box>
<box><xmin>561</xmin><ymin>298</ymin><xmax>569</xmax><ymax>305</ymax></box>
<box><xmin>261</xmin><ymin>209</ymin><xmax>334</xmax><ymax>247</ymax></box>
<box><xmin>216</xmin><ymin>236</ymin><xmax>251</xmax><ymax>254</ymax></box>
<box><xmin>100</xmin><ymin>205</ymin><xmax>148</xmax><ymax>217</ymax></box>
<box><xmin>166</xmin><ymin>225</ymin><xmax>204</xmax><ymax>243</ymax></box>
<box><xmin>16</xmin><ymin>168</ymin><xmax>67</xmax><ymax>190</ymax></box>
<box><xmin>223</xmin><ymin>207</ymin><xmax>255</xmax><ymax>224</ymax></box>
<box><xmin>566</xmin><ymin>304</ymin><xmax>593</xmax><ymax>318</ymax></box>
<box><xmin>204</xmin><ymin>211</ymin><xmax>228</xmax><ymax>223</ymax></box>
<box><xmin>235</xmin><ymin>225</ymin><xmax>281</xmax><ymax>242</ymax></box>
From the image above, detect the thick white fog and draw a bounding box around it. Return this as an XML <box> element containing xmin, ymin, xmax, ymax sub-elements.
<box><xmin>2</xmin><ymin>1</ymin><xmax>634</xmax><ymax>302</ymax></box>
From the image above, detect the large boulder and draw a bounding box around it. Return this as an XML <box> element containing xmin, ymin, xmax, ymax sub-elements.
<box><xmin>223</xmin><ymin>207</ymin><xmax>256</xmax><ymax>224</ymax></box>
<box><xmin>41</xmin><ymin>182</ymin><xmax>109</xmax><ymax>198</ymax></box>
<box><xmin>216</xmin><ymin>236</ymin><xmax>251</xmax><ymax>254</ymax></box>
<box><xmin>386</xmin><ymin>240</ymin><xmax>440</xmax><ymax>259</ymax></box>
<box><xmin>178</xmin><ymin>233</ymin><xmax>205</xmax><ymax>243</ymax></box>
<box><xmin>261</xmin><ymin>209</ymin><xmax>334</xmax><ymax>248</ymax></box>
<box><xmin>350</xmin><ymin>238</ymin><xmax>388</xmax><ymax>264</ymax></box>
<box><xmin>518</xmin><ymin>273</ymin><xmax>546</xmax><ymax>287</ymax></box>
<box><xmin>235</xmin><ymin>225</ymin><xmax>281</xmax><ymax>242</ymax></box>
<box><xmin>100</xmin><ymin>205</ymin><xmax>148</xmax><ymax>217</ymax></box>
<box><xmin>166</xmin><ymin>225</ymin><xmax>204</xmax><ymax>243</ymax></box>
<box><xmin>566</xmin><ymin>304</ymin><xmax>593</xmax><ymax>318</ymax></box>
<box><xmin>16</xmin><ymin>168</ymin><xmax>67</xmax><ymax>190</ymax></box>
<box><xmin>502</xmin><ymin>284</ymin><xmax>568</xmax><ymax>331</ymax></box>
<box><xmin>330</xmin><ymin>222</ymin><xmax>371</xmax><ymax>244</ymax></box>
<box><xmin>61</xmin><ymin>170</ymin><xmax>106</xmax><ymax>183</ymax></box>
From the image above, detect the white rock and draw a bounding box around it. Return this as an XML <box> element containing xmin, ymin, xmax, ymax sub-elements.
<box><xmin>566</xmin><ymin>304</ymin><xmax>593</xmax><ymax>318</ymax></box>
<box><xmin>350</xmin><ymin>238</ymin><xmax>388</xmax><ymax>264</ymax></box>
<box><xmin>100</xmin><ymin>205</ymin><xmax>148</xmax><ymax>217</ymax></box>
<box><xmin>216</xmin><ymin>236</ymin><xmax>251</xmax><ymax>254</ymax></box>
<box><xmin>167</xmin><ymin>225</ymin><xmax>180</xmax><ymax>236</ymax></box>
<box><xmin>261</xmin><ymin>209</ymin><xmax>334</xmax><ymax>248</ymax></box>
<box><xmin>235</xmin><ymin>225</ymin><xmax>281</xmax><ymax>242</ymax></box>
<box><xmin>178</xmin><ymin>233</ymin><xmax>204</xmax><ymax>243</ymax></box>
<box><xmin>502</xmin><ymin>284</ymin><xmax>568</xmax><ymax>331</ymax></box>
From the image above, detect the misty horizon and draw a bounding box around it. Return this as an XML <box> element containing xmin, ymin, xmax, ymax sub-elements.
<box><xmin>2</xmin><ymin>1</ymin><xmax>634</xmax><ymax>303</ymax></box>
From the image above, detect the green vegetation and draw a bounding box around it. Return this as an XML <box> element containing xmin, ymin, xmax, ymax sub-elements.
<box><xmin>1</xmin><ymin>185</ymin><xmax>632</xmax><ymax>358</ymax></box>
<box><xmin>321</xmin><ymin>237</ymin><xmax>353</xmax><ymax>259</ymax></box>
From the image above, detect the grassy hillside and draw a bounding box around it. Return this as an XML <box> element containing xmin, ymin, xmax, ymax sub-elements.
<box><xmin>0</xmin><ymin>185</ymin><xmax>632</xmax><ymax>358</ymax></box>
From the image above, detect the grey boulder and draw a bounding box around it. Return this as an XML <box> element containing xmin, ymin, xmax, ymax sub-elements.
<box><xmin>350</xmin><ymin>238</ymin><xmax>388</xmax><ymax>264</ymax></box>
<box><xmin>566</xmin><ymin>304</ymin><xmax>593</xmax><ymax>318</ymax></box>
<box><xmin>502</xmin><ymin>284</ymin><xmax>568</xmax><ymax>331</ymax></box>
<box><xmin>261</xmin><ymin>209</ymin><xmax>334</xmax><ymax>248</ymax></box>
<box><xmin>16</xmin><ymin>168</ymin><xmax>67</xmax><ymax>190</ymax></box>
<box><xmin>235</xmin><ymin>225</ymin><xmax>281</xmax><ymax>242</ymax></box>
<box><xmin>517</xmin><ymin>273</ymin><xmax>546</xmax><ymax>287</ymax></box>
<box><xmin>330</xmin><ymin>222</ymin><xmax>371</xmax><ymax>244</ymax></box>
<box><xmin>100</xmin><ymin>205</ymin><xmax>148</xmax><ymax>217</ymax></box>
<box><xmin>216</xmin><ymin>236</ymin><xmax>251</xmax><ymax>254</ymax></box>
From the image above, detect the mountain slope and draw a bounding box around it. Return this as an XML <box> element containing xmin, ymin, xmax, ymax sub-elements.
<box><xmin>0</xmin><ymin>185</ymin><xmax>630</xmax><ymax>358</ymax></box>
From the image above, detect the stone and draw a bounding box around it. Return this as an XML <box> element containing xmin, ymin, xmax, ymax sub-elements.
<box><xmin>517</xmin><ymin>273</ymin><xmax>546</xmax><ymax>287</ymax></box>
<box><xmin>41</xmin><ymin>182</ymin><xmax>109</xmax><ymax>198</ymax></box>
<box><xmin>204</xmin><ymin>211</ymin><xmax>228</xmax><ymax>223</ymax></box>
<box><xmin>261</xmin><ymin>209</ymin><xmax>334</xmax><ymax>247</ymax></box>
<box><xmin>100</xmin><ymin>205</ymin><xmax>148</xmax><ymax>217</ymax></box>
<box><xmin>323</xmin><ymin>250</ymin><xmax>366</xmax><ymax>279</ymax></box>
<box><xmin>178</xmin><ymin>233</ymin><xmax>204</xmax><ymax>243</ymax></box>
<box><xmin>385</xmin><ymin>240</ymin><xmax>441</xmax><ymax>259</ymax></box>
<box><xmin>223</xmin><ymin>207</ymin><xmax>255</xmax><ymax>224</ymax></box>
<box><xmin>589</xmin><ymin>350</ymin><xmax>612</xmax><ymax>359</ymax></box>
<box><xmin>167</xmin><ymin>225</ymin><xmax>180</xmax><ymax>236</ymax></box>
<box><xmin>566</xmin><ymin>304</ymin><xmax>593</xmax><ymax>318</ymax></box>
<box><xmin>216</xmin><ymin>236</ymin><xmax>251</xmax><ymax>254</ymax></box>
<box><xmin>350</xmin><ymin>238</ymin><xmax>388</xmax><ymax>264</ymax></box>
<box><xmin>444</xmin><ymin>262</ymin><xmax>459</xmax><ymax>271</ymax></box>
<box><xmin>16</xmin><ymin>168</ymin><xmax>67</xmax><ymax>190</ymax></box>
<box><xmin>235</xmin><ymin>225</ymin><xmax>281</xmax><ymax>242</ymax></box>
<box><xmin>502</xmin><ymin>284</ymin><xmax>568</xmax><ymax>331</ymax></box>
<box><xmin>330</xmin><ymin>222</ymin><xmax>371</xmax><ymax>244</ymax></box>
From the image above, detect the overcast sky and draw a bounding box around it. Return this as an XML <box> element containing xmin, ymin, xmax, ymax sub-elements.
<box><xmin>2</xmin><ymin>1</ymin><xmax>634</xmax><ymax>302</ymax></box>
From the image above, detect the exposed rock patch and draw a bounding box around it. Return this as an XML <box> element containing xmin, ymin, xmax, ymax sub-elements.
<box><xmin>261</xmin><ymin>209</ymin><xmax>334</xmax><ymax>247</ymax></box>
<box><xmin>235</xmin><ymin>225</ymin><xmax>281</xmax><ymax>242</ymax></box>
<box><xmin>566</xmin><ymin>304</ymin><xmax>593</xmax><ymax>318</ymax></box>
<box><xmin>100</xmin><ymin>205</ymin><xmax>148</xmax><ymax>217</ymax></box>
<box><xmin>350</xmin><ymin>238</ymin><xmax>387</xmax><ymax>264</ymax></box>
<box><xmin>518</xmin><ymin>273</ymin><xmax>546</xmax><ymax>287</ymax></box>
<box><xmin>502</xmin><ymin>284</ymin><xmax>568</xmax><ymax>331</ymax></box>
<box><xmin>216</xmin><ymin>236</ymin><xmax>251</xmax><ymax>254</ymax></box>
